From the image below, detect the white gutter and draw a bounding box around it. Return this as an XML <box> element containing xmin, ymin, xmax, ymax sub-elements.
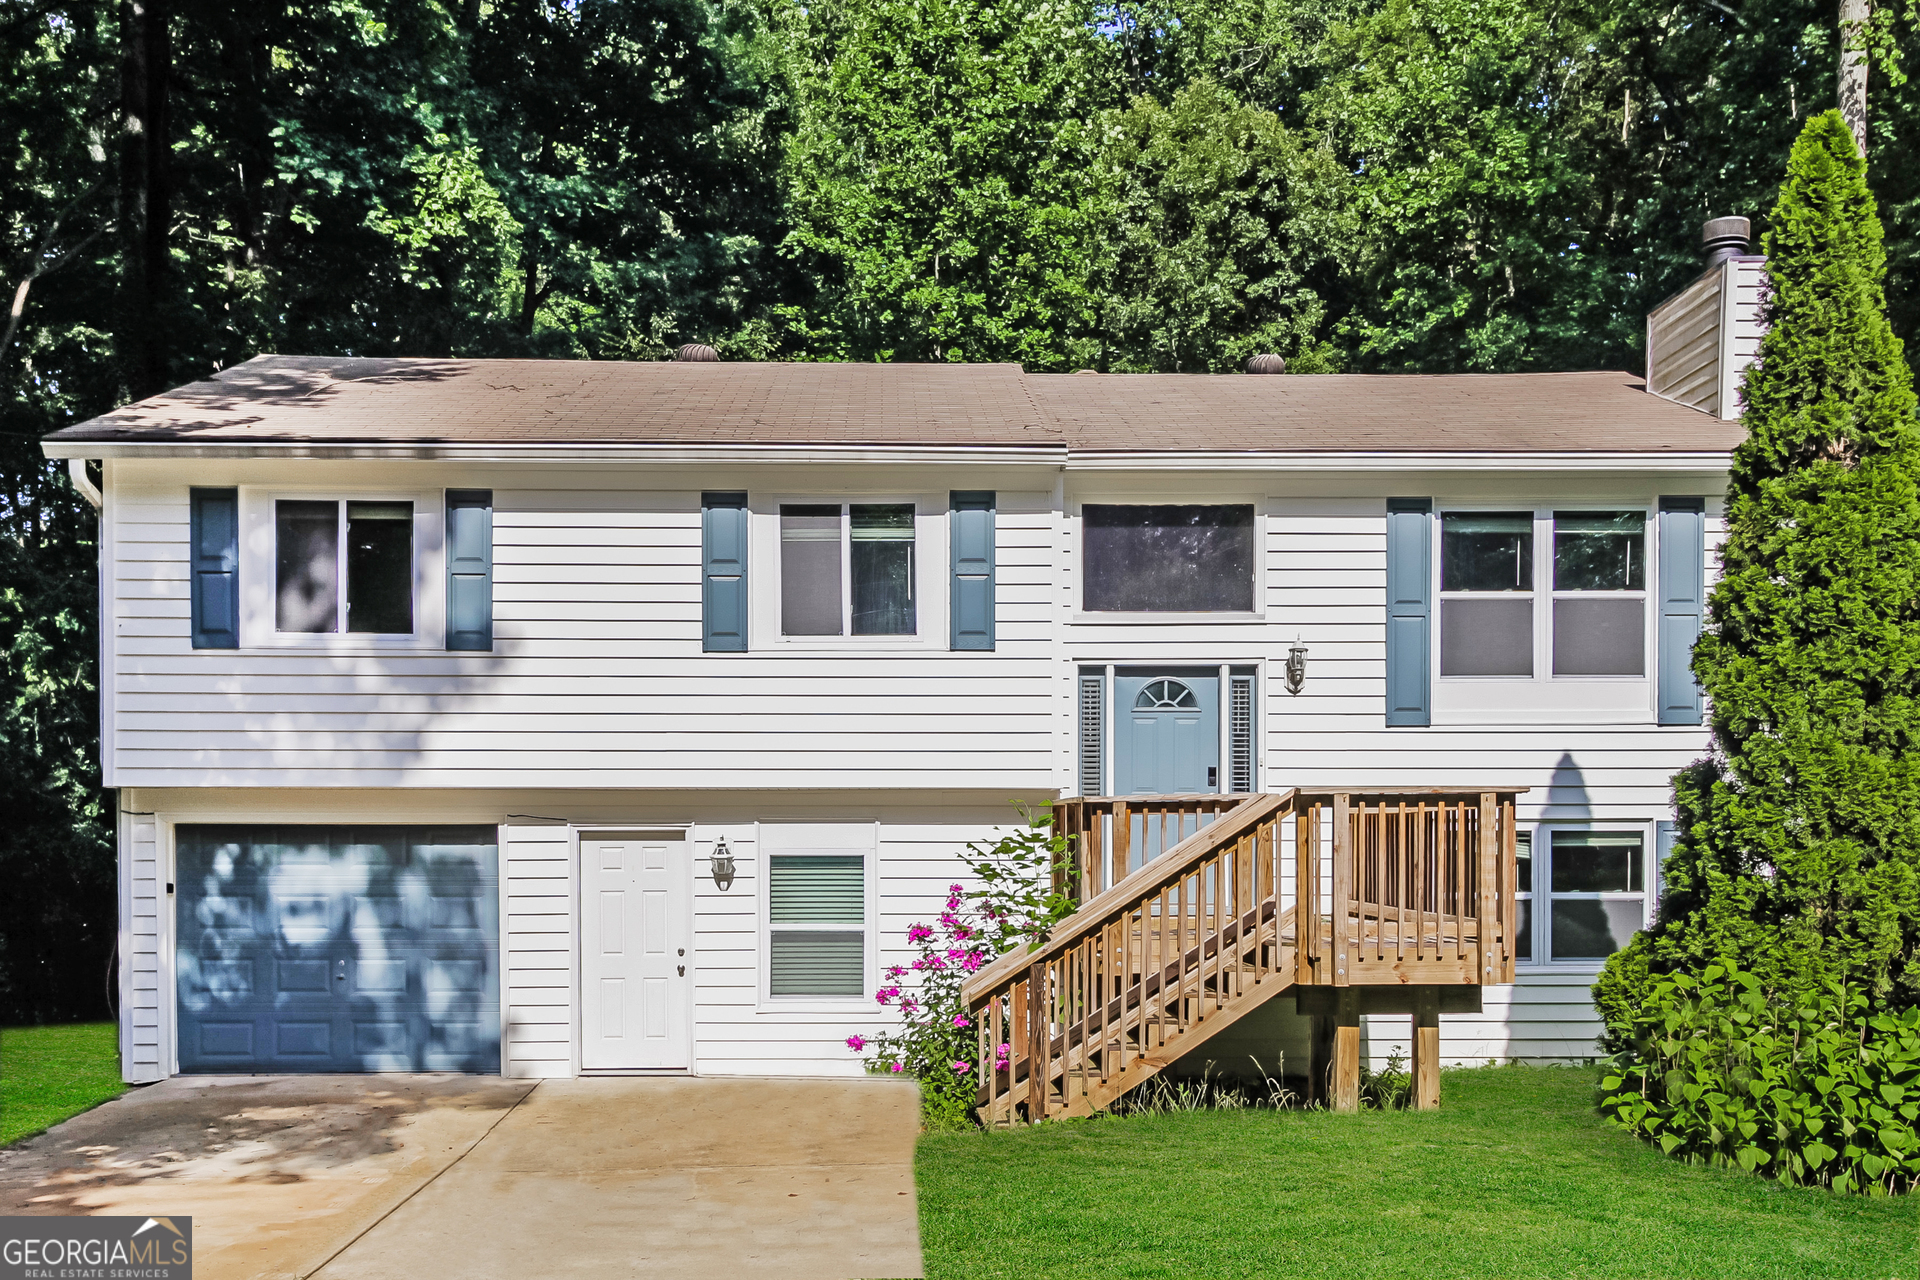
<box><xmin>1055</xmin><ymin>450</ymin><xmax>1732</xmax><ymax>473</ymax></box>
<box><xmin>67</xmin><ymin>457</ymin><xmax>103</xmax><ymax>508</ymax></box>
<box><xmin>39</xmin><ymin>440</ymin><xmax>1733</xmax><ymax>473</ymax></box>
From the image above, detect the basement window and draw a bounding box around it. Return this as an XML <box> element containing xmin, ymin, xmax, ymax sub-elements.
<box><xmin>1519</xmin><ymin>829</ymin><xmax>1647</xmax><ymax>963</ymax></box>
<box><xmin>768</xmin><ymin>854</ymin><xmax>868</xmax><ymax>997</ymax></box>
<box><xmin>275</xmin><ymin>500</ymin><xmax>415</xmax><ymax>635</ymax></box>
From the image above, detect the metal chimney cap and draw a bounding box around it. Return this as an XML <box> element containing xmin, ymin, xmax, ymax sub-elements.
<box><xmin>1702</xmin><ymin>217</ymin><xmax>1751</xmax><ymax>267</ymax></box>
<box><xmin>1245</xmin><ymin>353</ymin><xmax>1287</xmax><ymax>375</ymax></box>
<box><xmin>673</xmin><ymin>343</ymin><xmax>720</xmax><ymax>363</ymax></box>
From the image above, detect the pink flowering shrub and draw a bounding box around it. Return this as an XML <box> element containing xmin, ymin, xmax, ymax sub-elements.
<box><xmin>850</xmin><ymin>807</ymin><xmax>1076</xmax><ymax>1129</ymax></box>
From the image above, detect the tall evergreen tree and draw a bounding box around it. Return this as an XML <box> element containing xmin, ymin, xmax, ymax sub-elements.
<box><xmin>1597</xmin><ymin>110</ymin><xmax>1920</xmax><ymax>1031</ymax></box>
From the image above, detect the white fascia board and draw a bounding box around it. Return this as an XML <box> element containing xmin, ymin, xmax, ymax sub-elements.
<box><xmin>42</xmin><ymin>439</ymin><xmax>1732</xmax><ymax>474</ymax></box>
<box><xmin>1066</xmin><ymin>450</ymin><xmax>1733</xmax><ymax>473</ymax></box>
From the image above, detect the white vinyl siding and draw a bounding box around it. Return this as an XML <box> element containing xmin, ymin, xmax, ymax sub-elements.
<box><xmin>503</xmin><ymin>820</ymin><xmax>573</xmax><ymax>1078</ymax></box>
<box><xmin>103</xmin><ymin>466</ymin><xmax>1057</xmax><ymax>790</ymax></box>
<box><xmin>121</xmin><ymin>807</ymin><xmax>165</xmax><ymax>1082</ymax></box>
<box><xmin>106</xmin><ymin>461</ymin><xmax>1726</xmax><ymax>1077</ymax></box>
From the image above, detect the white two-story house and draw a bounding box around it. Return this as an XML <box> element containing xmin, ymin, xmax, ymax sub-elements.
<box><xmin>44</xmin><ymin>237</ymin><xmax>1764</xmax><ymax>1088</ymax></box>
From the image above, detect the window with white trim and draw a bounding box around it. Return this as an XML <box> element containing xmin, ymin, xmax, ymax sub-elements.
<box><xmin>780</xmin><ymin>503</ymin><xmax>917</xmax><ymax>636</ymax></box>
<box><xmin>1519</xmin><ymin>829</ymin><xmax>1648</xmax><ymax>963</ymax></box>
<box><xmin>1551</xmin><ymin>511</ymin><xmax>1646</xmax><ymax>675</ymax></box>
<box><xmin>1439</xmin><ymin>507</ymin><xmax>1650</xmax><ymax>680</ymax></box>
<box><xmin>275</xmin><ymin>499</ymin><xmax>414</xmax><ymax>634</ymax></box>
<box><xmin>1440</xmin><ymin>511</ymin><xmax>1533</xmax><ymax>675</ymax></box>
<box><xmin>767</xmin><ymin>853</ymin><xmax>868</xmax><ymax>996</ymax></box>
<box><xmin>1082</xmin><ymin>504</ymin><xmax>1255</xmax><ymax>612</ymax></box>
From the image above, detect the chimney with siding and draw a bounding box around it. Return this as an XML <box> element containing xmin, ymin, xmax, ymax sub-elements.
<box><xmin>1645</xmin><ymin>217</ymin><xmax>1768</xmax><ymax>421</ymax></box>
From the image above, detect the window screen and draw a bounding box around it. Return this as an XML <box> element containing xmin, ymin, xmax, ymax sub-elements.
<box><xmin>1440</xmin><ymin>599</ymin><xmax>1533</xmax><ymax>676</ymax></box>
<box><xmin>1552</xmin><ymin>599</ymin><xmax>1645</xmax><ymax>675</ymax></box>
<box><xmin>769</xmin><ymin>854</ymin><xmax>866</xmax><ymax>996</ymax></box>
<box><xmin>1083</xmin><ymin>505</ymin><xmax>1254</xmax><ymax>612</ymax></box>
<box><xmin>276</xmin><ymin>500</ymin><xmax>338</xmax><ymax>633</ymax></box>
<box><xmin>851</xmin><ymin>504</ymin><xmax>915</xmax><ymax>635</ymax></box>
<box><xmin>781</xmin><ymin>505</ymin><xmax>843</xmax><ymax>636</ymax></box>
<box><xmin>346</xmin><ymin>502</ymin><xmax>414</xmax><ymax>634</ymax></box>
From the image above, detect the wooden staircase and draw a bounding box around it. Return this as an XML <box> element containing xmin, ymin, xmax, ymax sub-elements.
<box><xmin>962</xmin><ymin>788</ymin><xmax>1524</xmax><ymax>1124</ymax></box>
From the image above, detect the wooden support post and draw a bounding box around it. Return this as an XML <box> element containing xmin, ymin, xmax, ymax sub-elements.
<box><xmin>1477</xmin><ymin>792</ymin><xmax>1497</xmax><ymax>986</ymax></box>
<box><xmin>1333</xmin><ymin>988</ymin><xmax>1360</xmax><ymax>1114</ymax></box>
<box><xmin>1308</xmin><ymin>1007</ymin><xmax>1334</xmax><ymax>1107</ymax></box>
<box><xmin>1332</xmin><ymin>794</ymin><xmax>1352</xmax><ymax>986</ymax></box>
<box><xmin>1026</xmin><ymin>962</ymin><xmax>1047</xmax><ymax>1121</ymax></box>
<box><xmin>1413</xmin><ymin>987</ymin><xmax>1440</xmax><ymax>1111</ymax></box>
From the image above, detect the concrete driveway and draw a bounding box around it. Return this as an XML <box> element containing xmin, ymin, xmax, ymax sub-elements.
<box><xmin>0</xmin><ymin>1074</ymin><xmax>924</xmax><ymax>1280</ymax></box>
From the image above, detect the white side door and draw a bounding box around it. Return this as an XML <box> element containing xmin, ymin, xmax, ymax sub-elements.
<box><xmin>581</xmin><ymin>831</ymin><xmax>690</xmax><ymax>1069</ymax></box>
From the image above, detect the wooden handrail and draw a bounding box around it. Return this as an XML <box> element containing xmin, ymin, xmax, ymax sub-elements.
<box><xmin>963</xmin><ymin>791</ymin><xmax>1295</xmax><ymax>1004</ymax></box>
<box><xmin>964</xmin><ymin>786</ymin><xmax>1526</xmax><ymax>1125</ymax></box>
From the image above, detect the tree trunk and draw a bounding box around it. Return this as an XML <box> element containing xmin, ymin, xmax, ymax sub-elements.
<box><xmin>1839</xmin><ymin>0</ymin><xmax>1869</xmax><ymax>157</ymax></box>
<box><xmin>119</xmin><ymin>0</ymin><xmax>173</xmax><ymax>399</ymax></box>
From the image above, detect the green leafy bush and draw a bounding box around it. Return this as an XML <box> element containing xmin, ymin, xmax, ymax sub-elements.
<box><xmin>1600</xmin><ymin>965</ymin><xmax>1920</xmax><ymax>1194</ymax></box>
<box><xmin>848</xmin><ymin>807</ymin><xmax>1077</xmax><ymax>1130</ymax></box>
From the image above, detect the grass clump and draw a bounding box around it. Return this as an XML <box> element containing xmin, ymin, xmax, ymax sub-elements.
<box><xmin>2</xmin><ymin>1022</ymin><xmax>126</xmax><ymax>1146</ymax></box>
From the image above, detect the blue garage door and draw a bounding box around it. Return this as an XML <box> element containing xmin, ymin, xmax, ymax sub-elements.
<box><xmin>176</xmin><ymin>826</ymin><xmax>499</xmax><ymax>1073</ymax></box>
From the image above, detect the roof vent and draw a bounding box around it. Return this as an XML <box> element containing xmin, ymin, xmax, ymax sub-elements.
<box><xmin>1245</xmin><ymin>353</ymin><xmax>1286</xmax><ymax>375</ymax></box>
<box><xmin>1702</xmin><ymin>216</ymin><xmax>1750</xmax><ymax>269</ymax></box>
<box><xmin>674</xmin><ymin>343</ymin><xmax>719</xmax><ymax>363</ymax></box>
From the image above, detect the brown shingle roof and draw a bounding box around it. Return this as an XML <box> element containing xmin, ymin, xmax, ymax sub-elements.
<box><xmin>46</xmin><ymin>356</ymin><xmax>1057</xmax><ymax>448</ymax></box>
<box><xmin>43</xmin><ymin>355</ymin><xmax>1744</xmax><ymax>455</ymax></box>
<box><xmin>1031</xmin><ymin>370</ymin><xmax>1743</xmax><ymax>453</ymax></box>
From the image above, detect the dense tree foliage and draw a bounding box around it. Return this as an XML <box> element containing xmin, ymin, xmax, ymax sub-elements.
<box><xmin>2</xmin><ymin>0</ymin><xmax>1916</xmax><ymax>1021</ymax></box>
<box><xmin>1597</xmin><ymin>111</ymin><xmax>1920</xmax><ymax>1036</ymax></box>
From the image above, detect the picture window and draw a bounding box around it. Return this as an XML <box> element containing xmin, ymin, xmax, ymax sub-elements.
<box><xmin>1082</xmin><ymin>504</ymin><xmax>1255</xmax><ymax>612</ymax></box>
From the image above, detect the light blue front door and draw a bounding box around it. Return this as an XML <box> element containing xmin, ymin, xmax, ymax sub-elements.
<box><xmin>1114</xmin><ymin>669</ymin><xmax>1221</xmax><ymax>795</ymax></box>
<box><xmin>176</xmin><ymin>825</ymin><xmax>500</xmax><ymax>1073</ymax></box>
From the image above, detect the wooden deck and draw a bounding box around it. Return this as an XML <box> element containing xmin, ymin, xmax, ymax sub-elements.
<box><xmin>961</xmin><ymin>788</ymin><xmax>1524</xmax><ymax>1123</ymax></box>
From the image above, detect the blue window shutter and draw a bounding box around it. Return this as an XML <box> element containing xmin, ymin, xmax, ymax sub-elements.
<box><xmin>950</xmin><ymin>491</ymin><xmax>995</xmax><ymax>650</ymax></box>
<box><xmin>1385</xmin><ymin>498</ymin><xmax>1432</xmax><ymax>726</ymax></box>
<box><xmin>445</xmin><ymin>490</ymin><xmax>494</xmax><ymax>651</ymax></box>
<box><xmin>703</xmin><ymin>492</ymin><xmax>749</xmax><ymax>652</ymax></box>
<box><xmin>1657</xmin><ymin>497</ymin><xmax>1706</xmax><ymax>725</ymax></box>
<box><xmin>189</xmin><ymin>488</ymin><xmax>239</xmax><ymax>649</ymax></box>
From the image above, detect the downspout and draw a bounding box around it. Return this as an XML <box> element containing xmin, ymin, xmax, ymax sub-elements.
<box><xmin>68</xmin><ymin>457</ymin><xmax>103</xmax><ymax>509</ymax></box>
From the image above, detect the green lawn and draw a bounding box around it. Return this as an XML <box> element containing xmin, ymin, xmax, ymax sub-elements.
<box><xmin>917</xmin><ymin>1065</ymin><xmax>1920</xmax><ymax>1280</ymax></box>
<box><xmin>1</xmin><ymin>1022</ymin><xmax>127</xmax><ymax>1146</ymax></box>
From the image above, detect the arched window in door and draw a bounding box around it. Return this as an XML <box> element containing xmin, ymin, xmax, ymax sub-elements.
<box><xmin>1134</xmin><ymin>678</ymin><xmax>1199</xmax><ymax>710</ymax></box>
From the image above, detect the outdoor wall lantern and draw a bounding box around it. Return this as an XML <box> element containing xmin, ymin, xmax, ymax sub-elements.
<box><xmin>710</xmin><ymin>836</ymin><xmax>737</xmax><ymax>892</ymax></box>
<box><xmin>1285</xmin><ymin>637</ymin><xmax>1309</xmax><ymax>695</ymax></box>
